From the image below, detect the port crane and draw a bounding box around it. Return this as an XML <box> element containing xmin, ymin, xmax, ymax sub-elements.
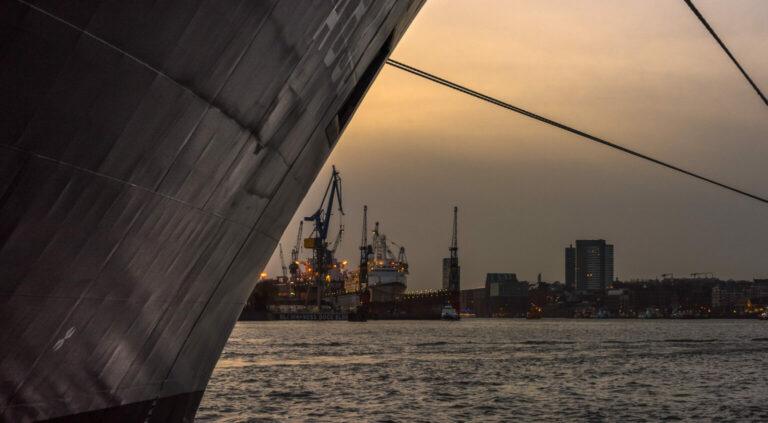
<box><xmin>303</xmin><ymin>166</ymin><xmax>344</xmax><ymax>303</ymax></box>
<box><xmin>358</xmin><ymin>205</ymin><xmax>371</xmax><ymax>290</ymax></box>
<box><xmin>278</xmin><ymin>244</ymin><xmax>288</xmax><ymax>278</ymax></box>
<box><xmin>289</xmin><ymin>221</ymin><xmax>303</xmax><ymax>281</ymax></box>
<box><xmin>391</xmin><ymin>241</ymin><xmax>408</xmax><ymax>270</ymax></box>
<box><xmin>661</xmin><ymin>273</ymin><xmax>674</xmax><ymax>280</ymax></box>
<box><xmin>690</xmin><ymin>272</ymin><xmax>714</xmax><ymax>279</ymax></box>
<box><xmin>329</xmin><ymin>224</ymin><xmax>344</xmax><ymax>254</ymax></box>
<box><xmin>447</xmin><ymin>206</ymin><xmax>460</xmax><ymax>292</ymax></box>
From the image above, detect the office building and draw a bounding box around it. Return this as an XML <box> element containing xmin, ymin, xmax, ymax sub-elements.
<box><xmin>565</xmin><ymin>245</ymin><xmax>576</xmax><ymax>291</ymax></box>
<box><xmin>565</xmin><ymin>240</ymin><xmax>614</xmax><ymax>292</ymax></box>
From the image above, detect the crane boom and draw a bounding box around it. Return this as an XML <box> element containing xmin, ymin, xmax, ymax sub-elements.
<box><xmin>303</xmin><ymin>166</ymin><xmax>344</xmax><ymax>304</ymax></box>
<box><xmin>289</xmin><ymin>221</ymin><xmax>303</xmax><ymax>280</ymax></box>
<box><xmin>291</xmin><ymin>221</ymin><xmax>303</xmax><ymax>262</ymax></box>
<box><xmin>330</xmin><ymin>224</ymin><xmax>344</xmax><ymax>252</ymax></box>
<box><xmin>278</xmin><ymin>244</ymin><xmax>288</xmax><ymax>278</ymax></box>
<box><xmin>447</xmin><ymin>206</ymin><xmax>460</xmax><ymax>292</ymax></box>
<box><xmin>304</xmin><ymin>165</ymin><xmax>343</xmax><ymax>242</ymax></box>
<box><xmin>359</xmin><ymin>205</ymin><xmax>369</xmax><ymax>290</ymax></box>
<box><xmin>450</xmin><ymin>206</ymin><xmax>458</xmax><ymax>259</ymax></box>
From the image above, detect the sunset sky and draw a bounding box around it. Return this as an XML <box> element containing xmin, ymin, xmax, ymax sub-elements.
<box><xmin>265</xmin><ymin>0</ymin><xmax>768</xmax><ymax>290</ymax></box>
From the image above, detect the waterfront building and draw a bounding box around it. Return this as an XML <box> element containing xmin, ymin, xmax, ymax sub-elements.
<box><xmin>603</xmin><ymin>289</ymin><xmax>631</xmax><ymax>316</ymax></box>
<box><xmin>460</xmin><ymin>287</ymin><xmax>488</xmax><ymax>316</ymax></box>
<box><xmin>711</xmin><ymin>281</ymin><xmax>750</xmax><ymax>312</ymax></box>
<box><xmin>485</xmin><ymin>273</ymin><xmax>529</xmax><ymax>317</ymax></box>
<box><xmin>565</xmin><ymin>245</ymin><xmax>576</xmax><ymax>291</ymax></box>
<box><xmin>751</xmin><ymin>279</ymin><xmax>768</xmax><ymax>304</ymax></box>
<box><xmin>565</xmin><ymin>240</ymin><xmax>614</xmax><ymax>292</ymax></box>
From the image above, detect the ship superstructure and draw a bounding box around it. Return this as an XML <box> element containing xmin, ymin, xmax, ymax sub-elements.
<box><xmin>0</xmin><ymin>1</ymin><xmax>425</xmax><ymax>421</ymax></box>
<box><xmin>366</xmin><ymin>222</ymin><xmax>408</xmax><ymax>302</ymax></box>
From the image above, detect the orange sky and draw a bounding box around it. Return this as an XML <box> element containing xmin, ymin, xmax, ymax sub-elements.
<box><xmin>266</xmin><ymin>0</ymin><xmax>768</xmax><ymax>288</ymax></box>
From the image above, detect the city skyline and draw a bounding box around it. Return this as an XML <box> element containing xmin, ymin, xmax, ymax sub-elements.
<box><xmin>264</xmin><ymin>0</ymin><xmax>768</xmax><ymax>290</ymax></box>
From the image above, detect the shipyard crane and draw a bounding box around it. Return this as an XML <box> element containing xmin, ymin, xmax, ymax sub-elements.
<box><xmin>303</xmin><ymin>166</ymin><xmax>344</xmax><ymax>303</ymax></box>
<box><xmin>359</xmin><ymin>205</ymin><xmax>371</xmax><ymax>290</ymax></box>
<box><xmin>391</xmin><ymin>241</ymin><xmax>408</xmax><ymax>270</ymax></box>
<box><xmin>397</xmin><ymin>246</ymin><xmax>408</xmax><ymax>268</ymax></box>
<box><xmin>447</xmin><ymin>206</ymin><xmax>460</xmax><ymax>292</ymax></box>
<box><xmin>304</xmin><ymin>166</ymin><xmax>344</xmax><ymax>246</ymax></box>
<box><xmin>372</xmin><ymin>221</ymin><xmax>379</xmax><ymax>249</ymax></box>
<box><xmin>329</xmin><ymin>224</ymin><xmax>345</xmax><ymax>253</ymax></box>
<box><xmin>278</xmin><ymin>244</ymin><xmax>288</xmax><ymax>278</ymax></box>
<box><xmin>289</xmin><ymin>221</ymin><xmax>303</xmax><ymax>280</ymax></box>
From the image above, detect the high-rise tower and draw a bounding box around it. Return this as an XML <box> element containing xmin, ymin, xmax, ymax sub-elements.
<box><xmin>565</xmin><ymin>245</ymin><xmax>576</xmax><ymax>291</ymax></box>
<box><xmin>565</xmin><ymin>240</ymin><xmax>614</xmax><ymax>292</ymax></box>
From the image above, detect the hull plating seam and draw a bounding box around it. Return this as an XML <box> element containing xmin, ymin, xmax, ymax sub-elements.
<box><xmin>0</xmin><ymin>0</ymin><xmax>426</xmax><ymax>420</ymax></box>
<box><xmin>14</xmin><ymin>0</ymin><xmax>276</xmax><ymax>147</ymax></box>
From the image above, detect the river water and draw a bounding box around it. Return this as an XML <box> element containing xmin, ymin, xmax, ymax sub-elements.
<box><xmin>196</xmin><ymin>319</ymin><xmax>768</xmax><ymax>422</ymax></box>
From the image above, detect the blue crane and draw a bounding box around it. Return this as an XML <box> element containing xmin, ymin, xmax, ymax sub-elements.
<box><xmin>303</xmin><ymin>166</ymin><xmax>344</xmax><ymax>303</ymax></box>
<box><xmin>304</xmin><ymin>165</ymin><xmax>344</xmax><ymax>247</ymax></box>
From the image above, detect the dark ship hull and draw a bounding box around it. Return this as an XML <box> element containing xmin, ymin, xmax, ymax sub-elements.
<box><xmin>0</xmin><ymin>1</ymin><xmax>424</xmax><ymax>421</ymax></box>
<box><xmin>366</xmin><ymin>289</ymin><xmax>460</xmax><ymax>319</ymax></box>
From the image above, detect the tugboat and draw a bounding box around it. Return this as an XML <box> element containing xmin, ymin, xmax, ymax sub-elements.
<box><xmin>526</xmin><ymin>303</ymin><xmax>542</xmax><ymax>319</ymax></box>
<box><xmin>441</xmin><ymin>305</ymin><xmax>460</xmax><ymax>320</ymax></box>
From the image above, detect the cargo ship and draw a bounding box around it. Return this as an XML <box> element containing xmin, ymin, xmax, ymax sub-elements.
<box><xmin>0</xmin><ymin>1</ymin><xmax>424</xmax><ymax>421</ymax></box>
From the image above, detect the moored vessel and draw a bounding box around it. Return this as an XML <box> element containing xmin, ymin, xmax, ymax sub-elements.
<box><xmin>366</xmin><ymin>222</ymin><xmax>409</xmax><ymax>303</ymax></box>
<box><xmin>0</xmin><ymin>1</ymin><xmax>425</xmax><ymax>421</ymax></box>
<box><xmin>441</xmin><ymin>305</ymin><xmax>460</xmax><ymax>320</ymax></box>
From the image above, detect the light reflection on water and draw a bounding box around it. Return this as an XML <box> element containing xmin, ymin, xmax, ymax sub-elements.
<box><xmin>197</xmin><ymin>319</ymin><xmax>768</xmax><ymax>422</ymax></box>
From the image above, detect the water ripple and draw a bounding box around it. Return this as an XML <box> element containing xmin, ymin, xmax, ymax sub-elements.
<box><xmin>197</xmin><ymin>319</ymin><xmax>768</xmax><ymax>422</ymax></box>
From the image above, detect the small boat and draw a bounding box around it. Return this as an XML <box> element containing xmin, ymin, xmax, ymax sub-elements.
<box><xmin>641</xmin><ymin>307</ymin><xmax>659</xmax><ymax>319</ymax></box>
<box><xmin>526</xmin><ymin>304</ymin><xmax>542</xmax><ymax>319</ymax></box>
<box><xmin>441</xmin><ymin>305</ymin><xmax>460</xmax><ymax>320</ymax></box>
<box><xmin>760</xmin><ymin>310</ymin><xmax>768</xmax><ymax>320</ymax></box>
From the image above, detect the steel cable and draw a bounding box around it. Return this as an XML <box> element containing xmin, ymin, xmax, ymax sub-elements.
<box><xmin>683</xmin><ymin>0</ymin><xmax>767</xmax><ymax>107</ymax></box>
<box><xmin>385</xmin><ymin>58</ymin><xmax>768</xmax><ymax>205</ymax></box>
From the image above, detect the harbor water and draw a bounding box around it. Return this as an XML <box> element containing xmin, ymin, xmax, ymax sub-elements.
<box><xmin>197</xmin><ymin>319</ymin><xmax>768</xmax><ymax>422</ymax></box>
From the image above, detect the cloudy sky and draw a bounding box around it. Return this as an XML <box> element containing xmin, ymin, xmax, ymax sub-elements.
<box><xmin>265</xmin><ymin>0</ymin><xmax>768</xmax><ymax>290</ymax></box>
